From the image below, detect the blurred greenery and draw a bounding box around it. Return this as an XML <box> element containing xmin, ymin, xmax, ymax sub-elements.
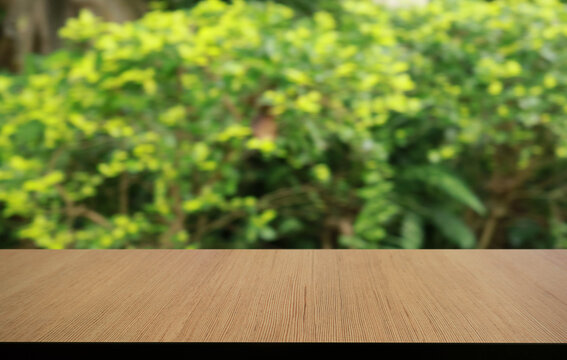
<box><xmin>0</xmin><ymin>0</ymin><xmax>566</xmax><ymax>249</ymax></box>
<box><xmin>154</xmin><ymin>0</ymin><xmax>342</xmax><ymax>14</ymax></box>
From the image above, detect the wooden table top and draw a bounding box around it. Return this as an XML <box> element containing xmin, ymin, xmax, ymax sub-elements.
<box><xmin>0</xmin><ymin>250</ymin><xmax>566</xmax><ymax>343</ymax></box>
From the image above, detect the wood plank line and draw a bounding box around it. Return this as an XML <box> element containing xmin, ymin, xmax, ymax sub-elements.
<box><xmin>0</xmin><ymin>250</ymin><xmax>565</xmax><ymax>342</ymax></box>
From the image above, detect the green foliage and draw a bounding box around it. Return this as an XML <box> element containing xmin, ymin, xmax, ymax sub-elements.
<box><xmin>151</xmin><ymin>0</ymin><xmax>342</xmax><ymax>15</ymax></box>
<box><xmin>430</xmin><ymin>208</ymin><xmax>477</xmax><ymax>249</ymax></box>
<box><xmin>386</xmin><ymin>0</ymin><xmax>567</xmax><ymax>249</ymax></box>
<box><xmin>402</xmin><ymin>166</ymin><xmax>486</xmax><ymax>215</ymax></box>
<box><xmin>400</xmin><ymin>212</ymin><xmax>423</xmax><ymax>249</ymax></box>
<box><xmin>1</xmin><ymin>0</ymin><xmax>566</xmax><ymax>249</ymax></box>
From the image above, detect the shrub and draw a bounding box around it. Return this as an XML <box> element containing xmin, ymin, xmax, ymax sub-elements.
<box><xmin>0</xmin><ymin>0</ymin><xmax>566</xmax><ymax>249</ymax></box>
<box><xmin>386</xmin><ymin>0</ymin><xmax>567</xmax><ymax>248</ymax></box>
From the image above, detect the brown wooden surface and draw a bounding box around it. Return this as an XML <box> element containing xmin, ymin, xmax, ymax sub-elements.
<box><xmin>0</xmin><ymin>250</ymin><xmax>566</xmax><ymax>342</ymax></box>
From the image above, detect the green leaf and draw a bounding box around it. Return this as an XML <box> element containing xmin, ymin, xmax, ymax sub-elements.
<box><xmin>429</xmin><ymin>208</ymin><xmax>476</xmax><ymax>249</ymax></box>
<box><xmin>279</xmin><ymin>217</ymin><xmax>303</xmax><ymax>234</ymax></box>
<box><xmin>339</xmin><ymin>235</ymin><xmax>373</xmax><ymax>249</ymax></box>
<box><xmin>259</xmin><ymin>226</ymin><xmax>277</xmax><ymax>241</ymax></box>
<box><xmin>404</xmin><ymin>166</ymin><xmax>486</xmax><ymax>215</ymax></box>
<box><xmin>400</xmin><ymin>212</ymin><xmax>423</xmax><ymax>249</ymax></box>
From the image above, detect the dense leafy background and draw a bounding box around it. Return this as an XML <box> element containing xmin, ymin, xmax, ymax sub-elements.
<box><xmin>1</xmin><ymin>0</ymin><xmax>566</xmax><ymax>249</ymax></box>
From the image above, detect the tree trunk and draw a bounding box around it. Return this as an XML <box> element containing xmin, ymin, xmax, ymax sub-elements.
<box><xmin>0</xmin><ymin>0</ymin><xmax>146</xmax><ymax>72</ymax></box>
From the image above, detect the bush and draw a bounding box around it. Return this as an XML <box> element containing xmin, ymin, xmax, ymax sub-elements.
<box><xmin>387</xmin><ymin>0</ymin><xmax>567</xmax><ymax>249</ymax></box>
<box><xmin>154</xmin><ymin>0</ymin><xmax>342</xmax><ymax>15</ymax></box>
<box><xmin>0</xmin><ymin>0</ymin><xmax>566</xmax><ymax>249</ymax></box>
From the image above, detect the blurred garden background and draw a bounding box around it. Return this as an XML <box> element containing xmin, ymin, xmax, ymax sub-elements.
<box><xmin>0</xmin><ymin>0</ymin><xmax>566</xmax><ymax>249</ymax></box>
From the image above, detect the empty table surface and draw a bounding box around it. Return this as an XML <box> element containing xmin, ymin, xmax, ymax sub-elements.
<box><xmin>0</xmin><ymin>250</ymin><xmax>566</xmax><ymax>342</ymax></box>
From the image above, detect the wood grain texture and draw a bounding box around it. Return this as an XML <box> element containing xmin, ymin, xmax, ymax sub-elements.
<box><xmin>0</xmin><ymin>250</ymin><xmax>566</xmax><ymax>342</ymax></box>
